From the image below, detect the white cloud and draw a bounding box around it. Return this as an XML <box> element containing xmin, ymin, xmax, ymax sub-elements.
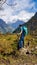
<box><xmin>17</xmin><ymin>11</ymin><xmax>35</xmax><ymax>22</ymax></box>
<box><xmin>0</xmin><ymin>0</ymin><xmax>36</xmax><ymax>23</ymax></box>
<box><xmin>8</xmin><ymin>11</ymin><xmax>35</xmax><ymax>23</ymax></box>
<box><xmin>0</xmin><ymin>4</ymin><xmax>13</xmax><ymax>22</ymax></box>
<box><xmin>11</xmin><ymin>0</ymin><xmax>35</xmax><ymax>11</ymax></box>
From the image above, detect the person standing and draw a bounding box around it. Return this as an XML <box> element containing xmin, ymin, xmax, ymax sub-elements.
<box><xmin>18</xmin><ymin>25</ymin><xmax>28</xmax><ymax>50</ymax></box>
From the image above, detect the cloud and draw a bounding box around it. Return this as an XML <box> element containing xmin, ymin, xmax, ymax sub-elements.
<box><xmin>8</xmin><ymin>10</ymin><xmax>35</xmax><ymax>23</ymax></box>
<box><xmin>0</xmin><ymin>0</ymin><xmax>36</xmax><ymax>23</ymax></box>
<box><xmin>0</xmin><ymin>3</ymin><xmax>13</xmax><ymax>22</ymax></box>
<box><xmin>17</xmin><ymin>11</ymin><xmax>35</xmax><ymax>22</ymax></box>
<box><xmin>10</xmin><ymin>0</ymin><xmax>35</xmax><ymax>12</ymax></box>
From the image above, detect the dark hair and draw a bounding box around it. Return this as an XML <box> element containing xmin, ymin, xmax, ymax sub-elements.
<box><xmin>19</xmin><ymin>24</ymin><xmax>22</xmax><ymax>27</ymax></box>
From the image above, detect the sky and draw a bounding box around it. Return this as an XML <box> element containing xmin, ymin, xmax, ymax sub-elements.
<box><xmin>0</xmin><ymin>0</ymin><xmax>37</xmax><ymax>23</ymax></box>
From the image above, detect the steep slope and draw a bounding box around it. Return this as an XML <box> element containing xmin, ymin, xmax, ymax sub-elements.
<box><xmin>25</xmin><ymin>12</ymin><xmax>37</xmax><ymax>36</ymax></box>
<box><xmin>13</xmin><ymin>12</ymin><xmax>37</xmax><ymax>36</ymax></box>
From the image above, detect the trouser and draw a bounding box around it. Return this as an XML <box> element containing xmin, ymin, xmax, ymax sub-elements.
<box><xmin>17</xmin><ymin>34</ymin><xmax>25</xmax><ymax>50</ymax></box>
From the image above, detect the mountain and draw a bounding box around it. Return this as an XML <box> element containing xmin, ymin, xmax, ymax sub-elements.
<box><xmin>13</xmin><ymin>12</ymin><xmax>37</xmax><ymax>36</ymax></box>
<box><xmin>8</xmin><ymin>19</ymin><xmax>24</xmax><ymax>29</ymax></box>
<box><xmin>0</xmin><ymin>19</ymin><xmax>24</xmax><ymax>34</ymax></box>
<box><xmin>25</xmin><ymin>12</ymin><xmax>37</xmax><ymax>35</ymax></box>
<box><xmin>0</xmin><ymin>19</ymin><xmax>13</xmax><ymax>34</ymax></box>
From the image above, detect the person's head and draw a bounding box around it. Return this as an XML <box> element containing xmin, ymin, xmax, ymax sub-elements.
<box><xmin>19</xmin><ymin>24</ymin><xmax>22</xmax><ymax>27</ymax></box>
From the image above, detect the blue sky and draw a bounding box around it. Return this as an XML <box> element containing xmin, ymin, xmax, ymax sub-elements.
<box><xmin>0</xmin><ymin>0</ymin><xmax>37</xmax><ymax>23</ymax></box>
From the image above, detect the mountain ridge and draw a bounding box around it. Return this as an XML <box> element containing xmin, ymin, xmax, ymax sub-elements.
<box><xmin>0</xmin><ymin>19</ymin><xmax>13</xmax><ymax>34</ymax></box>
<box><xmin>8</xmin><ymin>19</ymin><xmax>24</xmax><ymax>29</ymax></box>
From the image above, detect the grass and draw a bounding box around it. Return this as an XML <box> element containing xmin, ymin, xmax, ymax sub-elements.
<box><xmin>0</xmin><ymin>33</ymin><xmax>37</xmax><ymax>65</ymax></box>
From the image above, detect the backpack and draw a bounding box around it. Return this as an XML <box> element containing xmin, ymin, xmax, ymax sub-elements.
<box><xmin>22</xmin><ymin>27</ymin><xmax>26</xmax><ymax>36</ymax></box>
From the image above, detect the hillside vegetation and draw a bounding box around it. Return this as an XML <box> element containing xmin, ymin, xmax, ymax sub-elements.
<box><xmin>0</xmin><ymin>33</ymin><xmax>37</xmax><ymax>65</ymax></box>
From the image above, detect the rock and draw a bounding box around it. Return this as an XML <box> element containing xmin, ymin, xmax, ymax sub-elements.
<box><xmin>26</xmin><ymin>51</ymin><xmax>30</xmax><ymax>54</ymax></box>
<box><xmin>19</xmin><ymin>48</ymin><xmax>27</xmax><ymax>55</ymax></box>
<box><xmin>35</xmin><ymin>46</ymin><xmax>37</xmax><ymax>49</ymax></box>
